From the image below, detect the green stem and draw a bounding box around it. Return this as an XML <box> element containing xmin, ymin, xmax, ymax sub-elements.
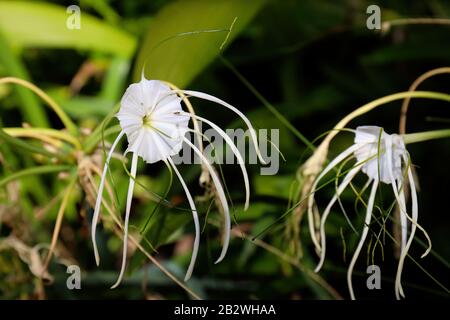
<box><xmin>0</xmin><ymin>127</ymin><xmax>65</xmax><ymax>160</ymax></box>
<box><xmin>403</xmin><ymin>129</ymin><xmax>450</xmax><ymax>144</ymax></box>
<box><xmin>83</xmin><ymin>104</ymin><xmax>120</xmax><ymax>153</ymax></box>
<box><xmin>321</xmin><ymin>91</ymin><xmax>450</xmax><ymax>148</ymax></box>
<box><xmin>84</xmin><ymin>124</ymin><xmax>121</xmax><ymax>153</ymax></box>
<box><xmin>220</xmin><ymin>56</ymin><xmax>315</xmax><ymax>151</ymax></box>
<box><xmin>0</xmin><ymin>165</ymin><xmax>72</xmax><ymax>188</ymax></box>
<box><xmin>0</xmin><ymin>31</ymin><xmax>48</xmax><ymax>127</ymax></box>
<box><xmin>140</xmin><ymin>163</ymin><xmax>173</xmax><ymax>234</ymax></box>
<box><xmin>0</xmin><ymin>77</ymin><xmax>78</xmax><ymax>135</ymax></box>
<box><xmin>4</xmin><ymin>127</ymin><xmax>81</xmax><ymax>149</ymax></box>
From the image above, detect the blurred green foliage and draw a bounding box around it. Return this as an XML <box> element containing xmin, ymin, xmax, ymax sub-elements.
<box><xmin>0</xmin><ymin>0</ymin><xmax>449</xmax><ymax>300</ymax></box>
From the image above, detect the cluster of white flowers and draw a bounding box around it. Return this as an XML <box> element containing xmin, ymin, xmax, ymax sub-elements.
<box><xmin>91</xmin><ymin>75</ymin><xmax>432</xmax><ymax>300</ymax></box>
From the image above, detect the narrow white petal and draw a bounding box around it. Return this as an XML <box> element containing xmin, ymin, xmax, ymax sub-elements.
<box><xmin>395</xmin><ymin>165</ymin><xmax>420</xmax><ymax>299</ymax></box>
<box><xmin>111</xmin><ymin>152</ymin><xmax>139</xmax><ymax>289</ymax></box>
<box><xmin>385</xmin><ymin>135</ymin><xmax>408</xmax><ymax>253</ymax></box>
<box><xmin>308</xmin><ymin>144</ymin><xmax>360</xmax><ymax>252</ymax></box>
<box><xmin>152</xmin><ymin>128</ymin><xmax>200</xmax><ymax>281</ymax></box>
<box><xmin>92</xmin><ymin>131</ymin><xmax>125</xmax><ymax>266</ymax></box>
<box><xmin>315</xmin><ymin>165</ymin><xmax>362</xmax><ymax>272</ymax></box>
<box><xmin>167</xmin><ymin>157</ymin><xmax>200</xmax><ymax>281</ymax></box>
<box><xmin>178</xmin><ymin>89</ymin><xmax>267</xmax><ymax>165</ymax></box>
<box><xmin>183</xmin><ymin>137</ymin><xmax>230</xmax><ymax>264</ymax></box>
<box><xmin>180</xmin><ymin>111</ymin><xmax>250</xmax><ymax>210</ymax></box>
<box><xmin>403</xmin><ymin>156</ymin><xmax>432</xmax><ymax>258</ymax></box>
<box><xmin>398</xmin><ymin>186</ymin><xmax>408</xmax><ymax>254</ymax></box>
<box><xmin>348</xmin><ymin>178</ymin><xmax>378</xmax><ymax>300</ymax></box>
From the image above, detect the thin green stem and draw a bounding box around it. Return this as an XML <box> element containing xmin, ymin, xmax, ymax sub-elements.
<box><xmin>220</xmin><ymin>56</ymin><xmax>315</xmax><ymax>151</ymax></box>
<box><xmin>141</xmin><ymin>162</ymin><xmax>174</xmax><ymax>234</ymax></box>
<box><xmin>403</xmin><ymin>129</ymin><xmax>450</xmax><ymax>144</ymax></box>
<box><xmin>0</xmin><ymin>165</ymin><xmax>72</xmax><ymax>188</ymax></box>
<box><xmin>4</xmin><ymin>127</ymin><xmax>82</xmax><ymax>149</ymax></box>
<box><xmin>0</xmin><ymin>127</ymin><xmax>66</xmax><ymax>160</ymax></box>
<box><xmin>0</xmin><ymin>77</ymin><xmax>78</xmax><ymax>135</ymax></box>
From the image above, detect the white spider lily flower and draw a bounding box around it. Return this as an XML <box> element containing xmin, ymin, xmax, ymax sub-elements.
<box><xmin>92</xmin><ymin>76</ymin><xmax>264</xmax><ymax>288</ymax></box>
<box><xmin>308</xmin><ymin>126</ymin><xmax>432</xmax><ymax>299</ymax></box>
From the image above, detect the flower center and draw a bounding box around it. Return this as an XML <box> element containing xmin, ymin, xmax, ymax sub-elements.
<box><xmin>142</xmin><ymin>114</ymin><xmax>152</xmax><ymax>128</ymax></box>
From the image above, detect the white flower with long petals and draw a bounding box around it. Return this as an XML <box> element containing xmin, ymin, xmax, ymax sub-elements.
<box><xmin>308</xmin><ymin>126</ymin><xmax>432</xmax><ymax>299</ymax></box>
<box><xmin>92</xmin><ymin>76</ymin><xmax>265</xmax><ymax>288</ymax></box>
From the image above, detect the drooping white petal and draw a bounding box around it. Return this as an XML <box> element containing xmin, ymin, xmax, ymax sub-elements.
<box><xmin>315</xmin><ymin>164</ymin><xmax>362</xmax><ymax>272</ymax></box>
<box><xmin>401</xmin><ymin>155</ymin><xmax>432</xmax><ymax>258</ymax></box>
<box><xmin>176</xmin><ymin>89</ymin><xmax>267</xmax><ymax>165</ymax></box>
<box><xmin>183</xmin><ymin>136</ymin><xmax>230</xmax><ymax>264</ymax></box>
<box><xmin>92</xmin><ymin>130</ymin><xmax>125</xmax><ymax>266</ymax></box>
<box><xmin>398</xmin><ymin>186</ymin><xmax>408</xmax><ymax>255</ymax></box>
<box><xmin>348</xmin><ymin>178</ymin><xmax>378</xmax><ymax>300</ymax></box>
<box><xmin>167</xmin><ymin>157</ymin><xmax>200</xmax><ymax>281</ymax></box>
<box><xmin>308</xmin><ymin>144</ymin><xmax>361</xmax><ymax>252</ymax></box>
<box><xmin>179</xmin><ymin>111</ymin><xmax>250</xmax><ymax>210</ymax></box>
<box><xmin>311</xmin><ymin>126</ymin><xmax>429</xmax><ymax>300</ymax></box>
<box><xmin>111</xmin><ymin>152</ymin><xmax>139</xmax><ymax>289</ymax></box>
<box><xmin>395</xmin><ymin>158</ymin><xmax>430</xmax><ymax>299</ymax></box>
<box><xmin>385</xmin><ymin>134</ymin><xmax>408</xmax><ymax>253</ymax></box>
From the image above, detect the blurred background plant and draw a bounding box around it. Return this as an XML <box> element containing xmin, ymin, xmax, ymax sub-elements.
<box><xmin>0</xmin><ymin>0</ymin><xmax>449</xmax><ymax>299</ymax></box>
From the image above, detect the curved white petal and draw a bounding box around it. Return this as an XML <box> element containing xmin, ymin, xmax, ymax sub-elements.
<box><xmin>92</xmin><ymin>130</ymin><xmax>125</xmax><ymax>266</ymax></box>
<box><xmin>180</xmin><ymin>111</ymin><xmax>250</xmax><ymax>210</ymax></box>
<box><xmin>167</xmin><ymin>157</ymin><xmax>200</xmax><ymax>281</ymax></box>
<box><xmin>348</xmin><ymin>178</ymin><xmax>378</xmax><ymax>300</ymax></box>
<box><xmin>177</xmin><ymin>89</ymin><xmax>267</xmax><ymax>165</ymax></box>
<box><xmin>395</xmin><ymin>159</ymin><xmax>431</xmax><ymax>299</ymax></box>
<box><xmin>385</xmin><ymin>135</ymin><xmax>408</xmax><ymax>255</ymax></box>
<box><xmin>111</xmin><ymin>152</ymin><xmax>139</xmax><ymax>289</ymax></box>
<box><xmin>308</xmin><ymin>144</ymin><xmax>360</xmax><ymax>252</ymax></box>
<box><xmin>183</xmin><ymin>136</ymin><xmax>230</xmax><ymax>264</ymax></box>
<box><xmin>398</xmin><ymin>187</ymin><xmax>408</xmax><ymax>254</ymax></box>
<box><xmin>315</xmin><ymin>164</ymin><xmax>362</xmax><ymax>272</ymax></box>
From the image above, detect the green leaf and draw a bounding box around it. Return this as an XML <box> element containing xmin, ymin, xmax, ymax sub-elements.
<box><xmin>133</xmin><ymin>0</ymin><xmax>267</xmax><ymax>86</ymax></box>
<box><xmin>254</xmin><ymin>175</ymin><xmax>292</xmax><ymax>199</ymax></box>
<box><xmin>0</xmin><ymin>31</ymin><xmax>48</xmax><ymax>127</ymax></box>
<box><xmin>0</xmin><ymin>127</ymin><xmax>64</xmax><ymax>160</ymax></box>
<box><xmin>0</xmin><ymin>1</ymin><xmax>136</xmax><ymax>57</ymax></box>
<box><xmin>57</xmin><ymin>95</ymin><xmax>116</xmax><ymax>118</ymax></box>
